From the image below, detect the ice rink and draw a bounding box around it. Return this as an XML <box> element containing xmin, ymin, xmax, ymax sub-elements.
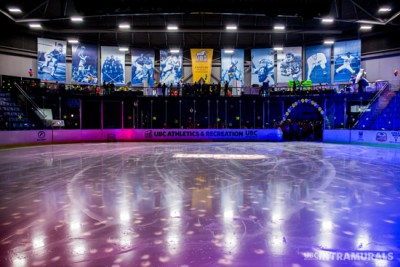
<box><xmin>0</xmin><ymin>142</ymin><xmax>399</xmax><ymax>267</ymax></box>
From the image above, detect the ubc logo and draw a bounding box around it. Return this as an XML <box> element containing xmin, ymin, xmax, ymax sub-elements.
<box><xmin>144</xmin><ymin>130</ymin><xmax>153</xmax><ymax>138</ymax></box>
<box><xmin>196</xmin><ymin>51</ymin><xmax>207</xmax><ymax>61</ymax></box>
<box><xmin>376</xmin><ymin>132</ymin><xmax>387</xmax><ymax>142</ymax></box>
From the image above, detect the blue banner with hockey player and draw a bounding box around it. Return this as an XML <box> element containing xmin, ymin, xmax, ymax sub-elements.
<box><xmin>37</xmin><ymin>38</ymin><xmax>66</xmax><ymax>83</ymax></box>
<box><xmin>131</xmin><ymin>49</ymin><xmax>155</xmax><ymax>87</ymax></box>
<box><xmin>333</xmin><ymin>40</ymin><xmax>361</xmax><ymax>83</ymax></box>
<box><xmin>160</xmin><ymin>49</ymin><xmax>183</xmax><ymax>86</ymax></box>
<box><xmin>277</xmin><ymin>46</ymin><xmax>302</xmax><ymax>84</ymax></box>
<box><xmin>251</xmin><ymin>48</ymin><xmax>275</xmax><ymax>86</ymax></box>
<box><xmin>71</xmin><ymin>43</ymin><xmax>98</xmax><ymax>85</ymax></box>
<box><xmin>221</xmin><ymin>49</ymin><xmax>244</xmax><ymax>87</ymax></box>
<box><xmin>101</xmin><ymin>46</ymin><xmax>125</xmax><ymax>86</ymax></box>
<box><xmin>305</xmin><ymin>45</ymin><xmax>331</xmax><ymax>84</ymax></box>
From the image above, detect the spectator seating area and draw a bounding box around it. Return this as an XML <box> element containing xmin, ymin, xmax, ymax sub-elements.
<box><xmin>370</xmin><ymin>92</ymin><xmax>400</xmax><ymax>130</ymax></box>
<box><xmin>353</xmin><ymin>80</ymin><xmax>399</xmax><ymax>130</ymax></box>
<box><xmin>0</xmin><ymin>92</ymin><xmax>34</xmax><ymax>130</ymax></box>
<box><xmin>1</xmin><ymin>74</ymin><xmax>398</xmax><ymax>131</ymax></box>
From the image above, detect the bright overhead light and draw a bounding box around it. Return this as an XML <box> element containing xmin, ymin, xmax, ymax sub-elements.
<box><xmin>68</xmin><ymin>39</ymin><xmax>79</xmax><ymax>43</ymax></box>
<box><xmin>378</xmin><ymin>7</ymin><xmax>391</xmax><ymax>12</ymax></box>
<box><xmin>167</xmin><ymin>25</ymin><xmax>178</xmax><ymax>30</ymax></box>
<box><xmin>71</xmin><ymin>17</ymin><xmax>83</xmax><ymax>22</ymax></box>
<box><xmin>321</xmin><ymin>17</ymin><xmax>334</xmax><ymax>23</ymax></box>
<box><xmin>324</xmin><ymin>40</ymin><xmax>334</xmax><ymax>44</ymax></box>
<box><xmin>170</xmin><ymin>49</ymin><xmax>180</xmax><ymax>53</ymax></box>
<box><xmin>273</xmin><ymin>47</ymin><xmax>283</xmax><ymax>51</ymax></box>
<box><xmin>226</xmin><ymin>25</ymin><xmax>237</xmax><ymax>30</ymax></box>
<box><xmin>119</xmin><ymin>47</ymin><xmax>129</xmax><ymax>52</ymax></box>
<box><xmin>8</xmin><ymin>7</ymin><xmax>22</xmax><ymax>13</ymax></box>
<box><xmin>29</xmin><ymin>23</ymin><xmax>41</xmax><ymax>29</ymax></box>
<box><xmin>119</xmin><ymin>24</ymin><xmax>130</xmax><ymax>29</ymax></box>
<box><xmin>173</xmin><ymin>154</ymin><xmax>267</xmax><ymax>160</ymax></box>
<box><xmin>224</xmin><ymin>49</ymin><xmax>234</xmax><ymax>54</ymax></box>
<box><xmin>360</xmin><ymin>25</ymin><xmax>372</xmax><ymax>30</ymax></box>
<box><xmin>274</xmin><ymin>25</ymin><xmax>285</xmax><ymax>30</ymax></box>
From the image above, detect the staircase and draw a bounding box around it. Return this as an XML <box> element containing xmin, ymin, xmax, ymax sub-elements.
<box><xmin>352</xmin><ymin>81</ymin><xmax>394</xmax><ymax>129</ymax></box>
<box><xmin>371</xmin><ymin>92</ymin><xmax>400</xmax><ymax>130</ymax></box>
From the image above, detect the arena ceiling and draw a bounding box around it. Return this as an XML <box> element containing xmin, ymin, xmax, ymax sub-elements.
<box><xmin>1</xmin><ymin>0</ymin><xmax>400</xmax><ymax>50</ymax></box>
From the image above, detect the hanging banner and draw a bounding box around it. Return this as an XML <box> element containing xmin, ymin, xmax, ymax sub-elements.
<box><xmin>71</xmin><ymin>43</ymin><xmax>98</xmax><ymax>84</ymax></box>
<box><xmin>333</xmin><ymin>40</ymin><xmax>361</xmax><ymax>83</ymax></box>
<box><xmin>221</xmin><ymin>49</ymin><xmax>244</xmax><ymax>87</ymax></box>
<box><xmin>37</xmin><ymin>38</ymin><xmax>66</xmax><ymax>83</ymax></box>
<box><xmin>101</xmin><ymin>46</ymin><xmax>125</xmax><ymax>86</ymax></box>
<box><xmin>160</xmin><ymin>49</ymin><xmax>183</xmax><ymax>86</ymax></box>
<box><xmin>251</xmin><ymin>48</ymin><xmax>275</xmax><ymax>86</ymax></box>
<box><xmin>277</xmin><ymin>46</ymin><xmax>302</xmax><ymax>84</ymax></box>
<box><xmin>190</xmin><ymin>49</ymin><xmax>213</xmax><ymax>84</ymax></box>
<box><xmin>305</xmin><ymin>45</ymin><xmax>331</xmax><ymax>84</ymax></box>
<box><xmin>131</xmin><ymin>48</ymin><xmax>155</xmax><ymax>87</ymax></box>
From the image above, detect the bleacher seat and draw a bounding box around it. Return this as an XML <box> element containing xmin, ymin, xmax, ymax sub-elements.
<box><xmin>0</xmin><ymin>91</ymin><xmax>34</xmax><ymax>130</ymax></box>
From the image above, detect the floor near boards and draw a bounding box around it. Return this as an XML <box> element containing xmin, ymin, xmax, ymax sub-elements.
<box><xmin>0</xmin><ymin>142</ymin><xmax>399</xmax><ymax>267</ymax></box>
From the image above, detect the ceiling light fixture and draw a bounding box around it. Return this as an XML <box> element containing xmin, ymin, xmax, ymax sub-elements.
<box><xmin>29</xmin><ymin>23</ymin><xmax>41</xmax><ymax>29</ymax></box>
<box><xmin>167</xmin><ymin>25</ymin><xmax>178</xmax><ymax>30</ymax></box>
<box><xmin>8</xmin><ymin>7</ymin><xmax>22</xmax><ymax>13</ymax></box>
<box><xmin>119</xmin><ymin>24</ymin><xmax>130</xmax><ymax>29</ymax></box>
<box><xmin>119</xmin><ymin>47</ymin><xmax>129</xmax><ymax>52</ymax></box>
<box><xmin>170</xmin><ymin>49</ymin><xmax>180</xmax><ymax>53</ymax></box>
<box><xmin>71</xmin><ymin>17</ymin><xmax>83</xmax><ymax>22</ymax></box>
<box><xmin>324</xmin><ymin>40</ymin><xmax>334</xmax><ymax>44</ymax></box>
<box><xmin>360</xmin><ymin>25</ymin><xmax>372</xmax><ymax>30</ymax></box>
<box><xmin>224</xmin><ymin>49</ymin><xmax>235</xmax><ymax>54</ymax></box>
<box><xmin>68</xmin><ymin>39</ymin><xmax>79</xmax><ymax>43</ymax></box>
<box><xmin>321</xmin><ymin>17</ymin><xmax>334</xmax><ymax>23</ymax></box>
<box><xmin>378</xmin><ymin>7</ymin><xmax>391</xmax><ymax>13</ymax></box>
<box><xmin>273</xmin><ymin>47</ymin><xmax>283</xmax><ymax>51</ymax></box>
<box><xmin>226</xmin><ymin>25</ymin><xmax>237</xmax><ymax>30</ymax></box>
<box><xmin>274</xmin><ymin>25</ymin><xmax>285</xmax><ymax>30</ymax></box>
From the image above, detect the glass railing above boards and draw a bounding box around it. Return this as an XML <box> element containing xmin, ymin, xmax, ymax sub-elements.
<box><xmin>339</xmin><ymin>81</ymin><xmax>391</xmax><ymax>94</ymax></box>
<box><xmin>14</xmin><ymin>81</ymin><xmax>355</xmax><ymax>98</ymax></box>
<box><xmin>269</xmin><ymin>85</ymin><xmax>337</xmax><ymax>96</ymax></box>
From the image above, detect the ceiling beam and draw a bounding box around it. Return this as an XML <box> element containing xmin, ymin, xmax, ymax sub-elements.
<box><xmin>34</xmin><ymin>28</ymin><xmax>343</xmax><ymax>34</ymax></box>
<box><xmin>22</xmin><ymin>1</ymin><xmax>47</xmax><ymax>19</ymax></box>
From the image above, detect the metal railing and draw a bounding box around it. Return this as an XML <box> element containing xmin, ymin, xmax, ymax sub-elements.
<box><xmin>13</xmin><ymin>82</ymin><xmax>47</xmax><ymax>121</ymax></box>
<box><xmin>352</xmin><ymin>81</ymin><xmax>389</xmax><ymax>129</ymax></box>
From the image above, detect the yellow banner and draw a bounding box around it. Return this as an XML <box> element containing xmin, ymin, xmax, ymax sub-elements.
<box><xmin>190</xmin><ymin>49</ymin><xmax>213</xmax><ymax>83</ymax></box>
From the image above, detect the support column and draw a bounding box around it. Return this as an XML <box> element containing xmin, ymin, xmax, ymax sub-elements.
<box><xmin>121</xmin><ymin>101</ymin><xmax>124</xmax><ymax>129</ymax></box>
<box><xmin>100</xmin><ymin>100</ymin><xmax>103</xmax><ymax>130</ymax></box>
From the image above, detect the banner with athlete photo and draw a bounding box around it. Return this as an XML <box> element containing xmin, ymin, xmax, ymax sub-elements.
<box><xmin>71</xmin><ymin>43</ymin><xmax>98</xmax><ymax>84</ymax></box>
<box><xmin>190</xmin><ymin>49</ymin><xmax>213</xmax><ymax>84</ymax></box>
<box><xmin>277</xmin><ymin>46</ymin><xmax>302</xmax><ymax>84</ymax></box>
<box><xmin>101</xmin><ymin>46</ymin><xmax>125</xmax><ymax>86</ymax></box>
<box><xmin>305</xmin><ymin>45</ymin><xmax>331</xmax><ymax>84</ymax></box>
<box><xmin>131</xmin><ymin>49</ymin><xmax>155</xmax><ymax>87</ymax></box>
<box><xmin>160</xmin><ymin>49</ymin><xmax>183</xmax><ymax>85</ymax></box>
<box><xmin>221</xmin><ymin>49</ymin><xmax>244</xmax><ymax>87</ymax></box>
<box><xmin>37</xmin><ymin>38</ymin><xmax>66</xmax><ymax>83</ymax></box>
<box><xmin>333</xmin><ymin>40</ymin><xmax>361</xmax><ymax>83</ymax></box>
<box><xmin>251</xmin><ymin>48</ymin><xmax>275</xmax><ymax>86</ymax></box>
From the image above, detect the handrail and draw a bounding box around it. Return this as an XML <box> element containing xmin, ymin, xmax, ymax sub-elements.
<box><xmin>352</xmin><ymin>81</ymin><xmax>389</xmax><ymax>129</ymax></box>
<box><xmin>13</xmin><ymin>82</ymin><xmax>47</xmax><ymax>120</ymax></box>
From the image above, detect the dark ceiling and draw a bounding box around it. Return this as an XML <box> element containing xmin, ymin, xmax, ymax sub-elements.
<box><xmin>1</xmin><ymin>0</ymin><xmax>400</xmax><ymax>51</ymax></box>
